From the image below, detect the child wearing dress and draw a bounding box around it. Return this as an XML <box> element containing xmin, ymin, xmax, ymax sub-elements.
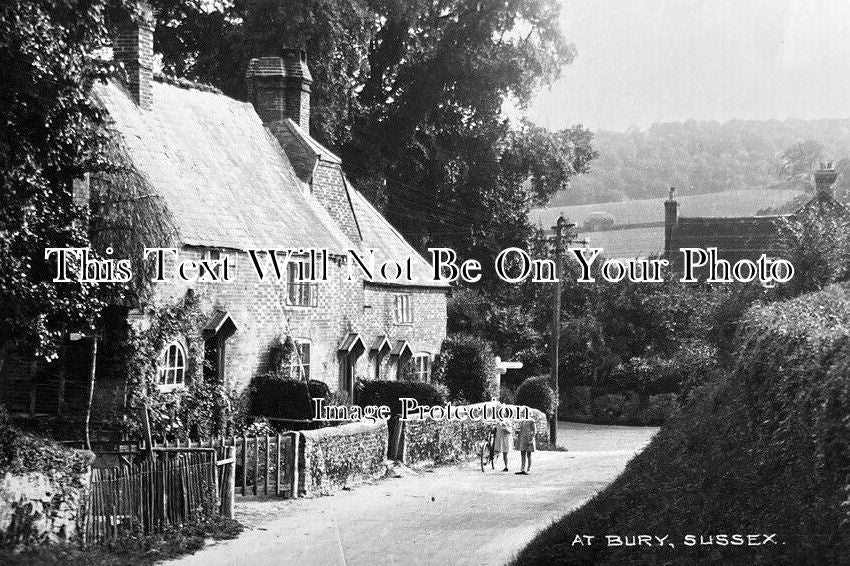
<box><xmin>494</xmin><ymin>419</ymin><xmax>514</xmax><ymax>471</ymax></box>
<box><xmin>515</xmin><ymin>418</ymin><xmax>536</xmax><ymax>475</ymax></box>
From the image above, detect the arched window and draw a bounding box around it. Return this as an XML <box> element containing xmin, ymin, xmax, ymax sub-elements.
<box><xmin>158</xmin><ymin>341</ymin><xmax>186</xmax><ymax>390</ymax></box>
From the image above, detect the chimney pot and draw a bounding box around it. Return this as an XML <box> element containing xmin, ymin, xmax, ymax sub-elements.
<box><xmin>246</xmin><ymin>49</ymin><xmax>313</xmax><ymax>131</ymax></box>
<box><xmin>664</xmin><ymin>187</ymin><xmax>679</xmax><ymax>257</ymax></box>
<box><xmin>813</xmin><ymin>166</ymin><xmax>838</xmax><ymax>200</ymax></box>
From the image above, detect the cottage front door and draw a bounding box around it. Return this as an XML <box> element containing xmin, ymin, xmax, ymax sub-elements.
<box><xmin>340</xmin><ymin>356</ymin><xmax>355</xmax><ymax>399</ymax></box>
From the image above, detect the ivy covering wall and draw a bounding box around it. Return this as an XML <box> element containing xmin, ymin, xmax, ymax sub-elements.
<box><xmin>120</xmin><ymin>291</ymin><xmax>237</xmax><ymax>441</ymax></box>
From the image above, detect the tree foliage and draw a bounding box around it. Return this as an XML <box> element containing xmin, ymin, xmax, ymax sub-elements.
<box><xmin>552</xmin><ymin>119</ymin><xmax>850</xmax><ymax>206</ymax></box>
<box><xmin>0</xmin><ymin>0</ymin><xmax>135</xmax><ymax>365</ymax></box>
<box><xmin>150</xmin><ymin>0</ymin><xmax>596</xmax><ymax>268</ymax></box>
<box><xmin>775</xmin><ymin>201</ymin><xmax>850</xmax><ymax>297</ymax></box>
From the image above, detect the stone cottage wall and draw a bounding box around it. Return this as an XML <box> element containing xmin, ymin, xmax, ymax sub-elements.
<box><xmin>298</xmin><ymin>421</ymin><xmax>387</xmax><ymax>496</ymax></box>
<box><xmin>0</xmin><ymin>436</ymin><xmax>94</xmax><ymax>547</ymax></box>
<box><xmin>401</xmin><ymin>405</ymin><xmax>550</xmax><ymax>466</ymax></box>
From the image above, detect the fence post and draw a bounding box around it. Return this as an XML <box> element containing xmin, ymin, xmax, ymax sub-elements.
<box><xmin>222</xmin><ymin>446</ymin><xmax>235</xmax><ymax>519</ymax></box>
<box><xmin>289</xmin><ymin>431</ymin><xmax>299</xmax><ymax>499</ymax></box>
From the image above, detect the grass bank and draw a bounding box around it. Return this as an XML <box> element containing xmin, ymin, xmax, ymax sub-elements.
<box><xmin>514</xmin><ymin>285</ymin><xmax>850</xmax><ymax>566</ymax></box>
<box><xmin>0</xmin><ymin>516</ymin><xmax>242</xmax><ymax>566</ymax></box>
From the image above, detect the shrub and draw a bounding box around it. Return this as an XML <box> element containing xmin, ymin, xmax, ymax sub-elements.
<box><xmin>515</xmin><ymin>375</ymin><xmax>555</xmax><ymax>416</ymax></box>
<box><xmin>607</xmin><ymin>340</ymin><xmax>718</xmax><ymax>396</ymax></box>
<box><xmin>431</xmin><ymin>334</ymin><xmax>496</xmax><ymax>403</ymax></box>
<box><xmin>308</xmin><ymin>379</ymin><xmax>330</xmax><ymax>400</ymax></box>
<box><xmin>250</xmin><ymin>376</ymin><xmax>312</xmax><ymax>420</ymax></box>
<box><xmin>499</xmin><ymin>386</ymin><xmax>516</xmax><ymax>405</ymax></box>
<box><xmin>356</xmin><ymin>380</ymin><xmax>445</xmax><ymax>415</ymax></box>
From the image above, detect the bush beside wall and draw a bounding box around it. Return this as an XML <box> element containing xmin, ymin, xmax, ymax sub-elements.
<box><xmin>298</xmin><ymin>421</ymin><xmax>388</xmax><ymax>496</ymax></box>
<box><xmin>250</xmin><ymin>377</ymin><xmax>312</xmax><ymax>420</ymax></box>
<box><xmin>432</xmin><ymin>334</ymin><xmax>496</xmax><ymax>403</ymax></box>
<box><xmin>0</xmin><ymin>434</ymin><xmax>94</xmax><ymax>547</ymax></box>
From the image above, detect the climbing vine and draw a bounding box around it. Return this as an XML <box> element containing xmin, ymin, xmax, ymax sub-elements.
<box><xmin>119</xmin><ymin>290</ymin><xmax>237</xmax><ymax>440</ymax></box>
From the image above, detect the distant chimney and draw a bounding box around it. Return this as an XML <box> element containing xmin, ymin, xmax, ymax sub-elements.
<box><xmin>246</xmin><ymin>50</ymin><xmax>313</xmax><ymax>131</ymax></box>
<box><xmin>664</xmin><ymin>187</ymin><xmax>679</xmax><ymax>257</ymax></box>
<box><xmin>114</xmin><ymin>2</ymin><xmax>154</xmax><ymax>110</ymax></box>
<box><xmin>813</xmin><ymin>163</ymin><xmax>838</xmax><ymax>200</ymax></box>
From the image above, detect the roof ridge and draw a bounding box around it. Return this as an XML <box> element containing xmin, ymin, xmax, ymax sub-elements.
<box><xmin>284</xmin><ymin>119</ymin><xmax>342</xmax><ymax>164</ymax></box>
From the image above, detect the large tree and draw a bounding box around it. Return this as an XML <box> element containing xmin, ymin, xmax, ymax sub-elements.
<box><xmin>151</xmin><ymin>0</ymin><xmax>596</xmax><ymax>270</ymax></box>
<box><xmin>0</xmin><ymin>0</ymin><xmax>133</xmax><ymax>368</ymax></box>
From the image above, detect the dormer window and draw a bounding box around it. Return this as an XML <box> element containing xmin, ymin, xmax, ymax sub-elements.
<box><xmin>158</xmin><ymin>341</ymin><xmax>186</xmax><ymax>391</ymax></box>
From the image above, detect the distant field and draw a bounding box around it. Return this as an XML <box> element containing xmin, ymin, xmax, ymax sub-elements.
<box><xmin>529</xmin><ymin>188</ymin><xmax>805</xmax><ymax>229</ymax></box>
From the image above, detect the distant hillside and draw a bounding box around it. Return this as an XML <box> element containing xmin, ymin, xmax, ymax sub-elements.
<box><xmin>551</xmin><ymin>118</ymin><xmax>850</xmax><ymax>206</ymax></box>
<box><xmin>530</xmin><ymin>188</ymin><xmax>805</xmax><ymax>230</ymax></box>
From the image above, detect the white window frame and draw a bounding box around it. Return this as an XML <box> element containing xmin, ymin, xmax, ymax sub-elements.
<box><xmin>394</xmin><ymin>294</ymin><xmax>413</xmax><ymax>324</ymax></box>
<box><xmin>288</xmin><ymin>339</ymin><xmax>311</xmax><ymax>380</ymax></box>
<box><xmin>158</xmin><ymin>341</ymin><xmax>187</xmax><ymax>391</ymax></box>
<box><xmin>410</xmin><ymin>352</ymin><xmax>431</xmax><ymax>382</ymax></box>
<box><xmin>287</xmin><ymin>259</ymin><xmax>317</xmax><ymax>307</ymax></box>
<box><xmin>202</xmin><ymin>249</ymin><xmax>223</xmax><ymax>280</ymax></box>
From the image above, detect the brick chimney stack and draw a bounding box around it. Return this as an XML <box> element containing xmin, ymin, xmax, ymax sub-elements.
<box><xmin>114</xmin><ymin>2</ymin><xmax>154</xmax><ymax>110</ymax></box>
<box><xmin>246</xmin><ymin>49</ymin><xmax>313</xmax><ymax>131</ymax></box>
<box><xmin>813</xmin><ymin>162</ymin><xmax>838</xmax><ymax>200</ymax></box>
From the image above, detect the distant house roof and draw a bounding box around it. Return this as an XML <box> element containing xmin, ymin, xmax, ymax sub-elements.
<box><xmin>667</xmin><ymin>215</ymin><xmax>784</xmax><ymax>264</ymax></box>
<box><xmin>93</xmin><ymin>80</ymin><xmax>354</xmax><ymax>253</ymax></box>
<box><xmin>665</xmin><ymin>186</ymin><xmax>850</xmax><ymax>266</ymax></box>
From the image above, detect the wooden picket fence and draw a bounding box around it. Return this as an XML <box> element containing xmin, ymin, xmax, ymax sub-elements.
<box><xmin>155</xmin><ymin>433</ymin><xmax>300</xmax><ymax>499</ymax></box>
<box><xmin>84</xmin><ymin>448</ymin><xmax>224</xmax><ymax>545</ymax></box>
<box><xmin>83</xmin><ymin>433</ymin><xmax>297</xmax><ymax>545</ymax></box>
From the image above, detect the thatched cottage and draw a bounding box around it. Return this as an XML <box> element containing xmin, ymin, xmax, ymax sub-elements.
<box><xmin>0</xmin><ymin>6</ymin><xmax>448</xmax><ymax>435</ymax></box>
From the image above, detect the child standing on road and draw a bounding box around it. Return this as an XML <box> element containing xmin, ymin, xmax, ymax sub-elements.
<box><xmin>515</xmin><ymin>419</ymin><xmax>536</xmax><ymax>475</ymax></box>
<box><xmin>494</xmin><ymin>419</ymin><xmax>513</xmax><ymax>471</ymax></box>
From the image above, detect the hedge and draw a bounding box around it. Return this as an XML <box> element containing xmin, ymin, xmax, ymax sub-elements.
<box><xmin>514</xmin><ymin>284</ymin><xmax>850</xmax><ymax>565</ymax></box>
<box><xmin>250</xmin><ymin>376</ymin><xmax>312</xmax><ymax>420</ymax></box>
<box><xmin>356</xmin><ymin>380</ymin><xmax>445</xmax><ymax>416</ymax></box>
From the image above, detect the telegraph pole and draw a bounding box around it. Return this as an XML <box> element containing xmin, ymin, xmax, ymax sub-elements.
<box><xmin>549</xmin><ymin>215</ymin><xmax>567</xmax><ymax>446</ymax></box>
<box><xmin>550</xmin><ymin>216</ymin><xmax>580</xmax><ymax>448</ymax></box>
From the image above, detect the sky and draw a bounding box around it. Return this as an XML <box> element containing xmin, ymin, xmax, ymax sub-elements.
<box><xmin>522</xmin><ymin>0</ymin><xmax>850</xmax><ymax>132</ymax></box>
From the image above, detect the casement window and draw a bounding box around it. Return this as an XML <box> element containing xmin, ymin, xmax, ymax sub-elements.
<box><xmin>394</xmin><ymin>294</ymin><xmax>413</xmax><ymax>324</ymax></box>
<box><xmin>410</xmin><ymin>353</ymin><xmax>431</xmax><ymax>382</ymax></box>
<box><xmin>158</xmin><ymin>341</ymin><xmax>186</xmax><ymax>390</ymax></box>
<box><xmin>287</xmin><ymin>260</ymin><xmax>317</xmax><ymax>307</ymax></box>
<box><xmin>203</xmin><ymin>249</ymin><xmax>222</xmax><ymax>279</ymax></box>
<box><xmin>289</xmin><ymin>340</ymin><xmax>311</xmax><ymax>380</ymax></box>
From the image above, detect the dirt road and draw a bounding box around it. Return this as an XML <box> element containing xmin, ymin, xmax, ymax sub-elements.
<box><xmin>164</xmin><ymin>422</ymin><xmax>657</xmax><ymax>566</ymax></box>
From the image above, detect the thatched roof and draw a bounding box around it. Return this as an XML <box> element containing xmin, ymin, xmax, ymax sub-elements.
<box><xmin>93</xmin><ymin>79</ymin><xmax>353</xmax><ymax>253</ymax></box>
